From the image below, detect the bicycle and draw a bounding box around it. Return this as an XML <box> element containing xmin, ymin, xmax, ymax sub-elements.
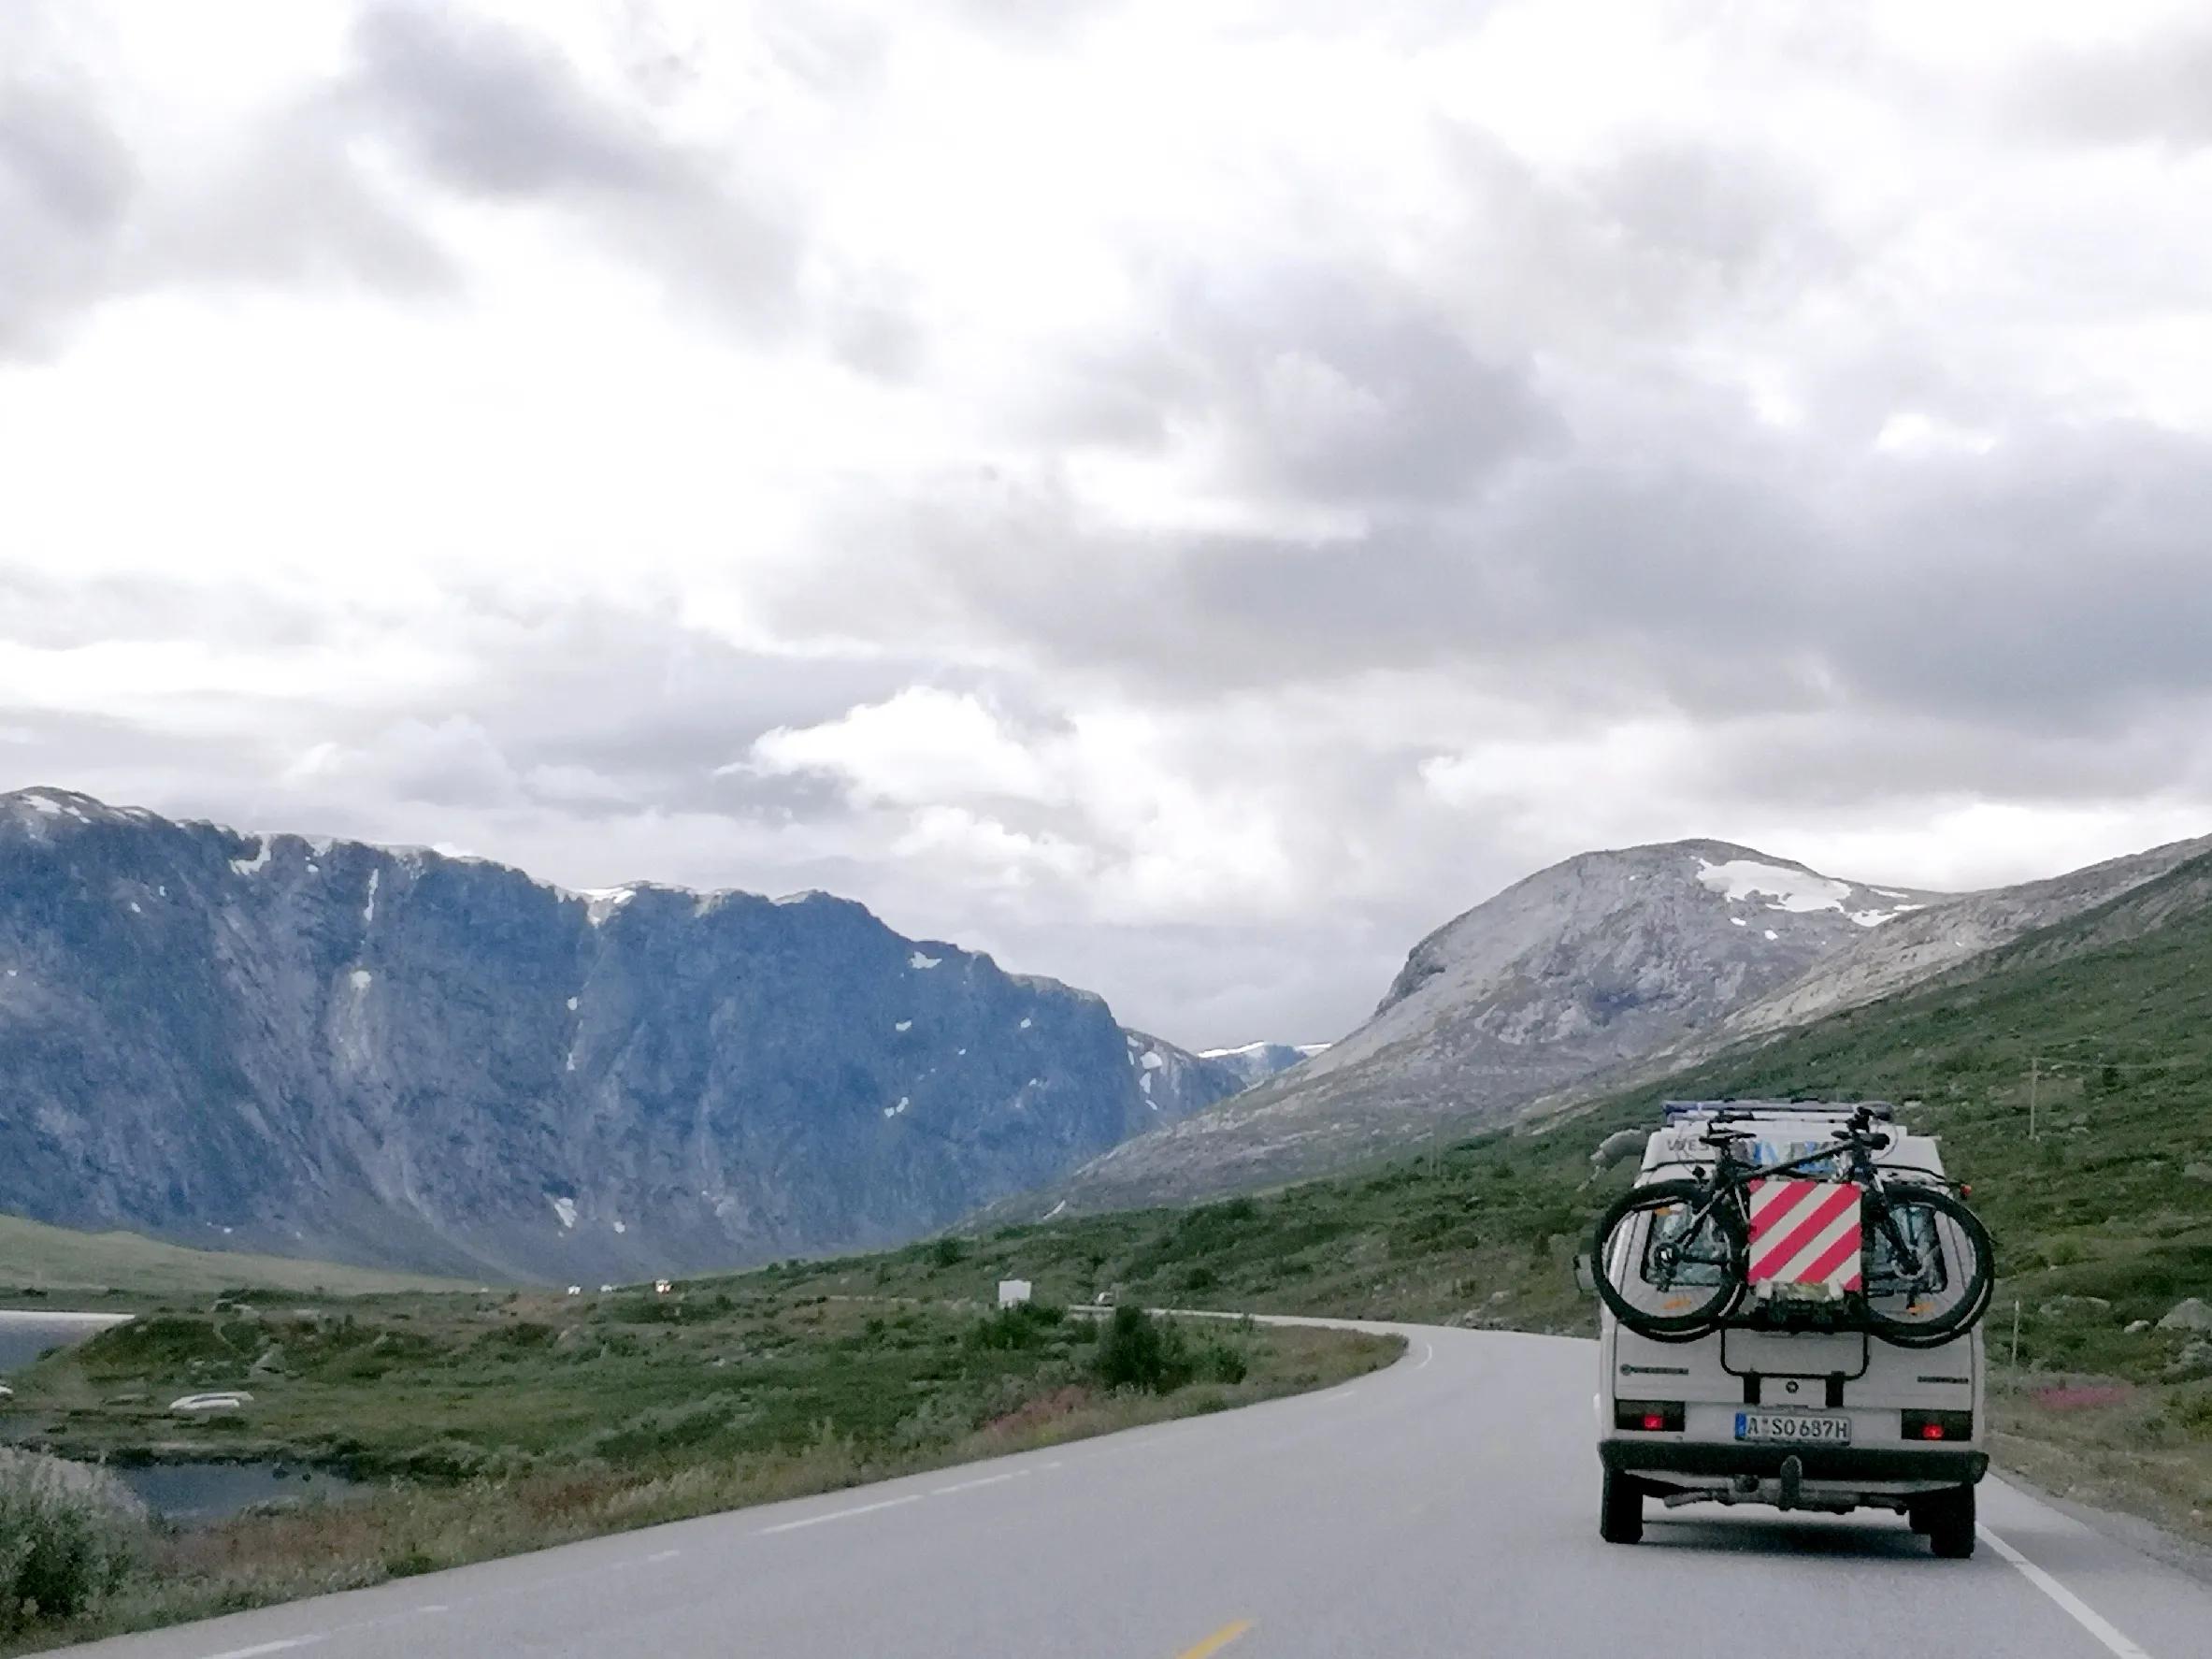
<box><xmin>1591</xmin><ymin>1106</ymin><xmax>1993</xmax><ymax>1347</ymax></box>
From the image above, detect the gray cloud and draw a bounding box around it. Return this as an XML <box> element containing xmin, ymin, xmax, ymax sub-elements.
<box><xmin>0</xmin><ymin>30</ymin><xmax>454</xmax><ymax>357</ymax></box>
<box><xmin>0</xmin><ymin>66</ymin><xmax>135</xmax><ymax>356</ymax></box>
<box><xmin>343</xmin><ymin>1</ymin><xmax>797</xmax><ymax>328</ymax></box>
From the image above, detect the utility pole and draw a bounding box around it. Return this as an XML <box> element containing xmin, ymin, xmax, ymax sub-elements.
<box><xmin>2010</xmin><ymin>1298</ymin><xmax>2022</xmax><ymax>1369</ymax></box>
<box><xmin>2029</xmin><ymin>1056</ymin><xmax>2040</xmax><ymax>1141</ymax></box>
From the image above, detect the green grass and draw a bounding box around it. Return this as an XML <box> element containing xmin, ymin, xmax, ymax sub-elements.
<box><xmin>0</xmin><ymin>1216</ymin><xmax>474</xmax><ymax>1304</ymax></box>
<box><xmin>2</xmin><ymin>1288</ymin><xmax>1396</xmax><ymax>1654</ymax></box>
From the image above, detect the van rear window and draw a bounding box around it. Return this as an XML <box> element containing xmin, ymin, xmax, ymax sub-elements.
<box><xmin>1636</xmin><ymin>1205</ymin><xmax>1732</xmax><ymax>1288</ymax></box>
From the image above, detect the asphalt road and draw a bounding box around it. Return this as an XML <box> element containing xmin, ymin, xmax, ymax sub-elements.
<box><xmin>60</xmin><ymin>1320</ymin><xmax>2212</xmax><ymax>1659</ymax></box>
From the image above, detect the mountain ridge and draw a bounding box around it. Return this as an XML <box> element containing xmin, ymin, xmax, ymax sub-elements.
<box><xmin>1019</xmin><ymin>830</ymin><xmax>2207</xmax><ymax>1214</ymax></box>
<box><xmin>0</xmin><ymin>786</ymin><xmax>1245</xmax><ymax>1279</ymax></box>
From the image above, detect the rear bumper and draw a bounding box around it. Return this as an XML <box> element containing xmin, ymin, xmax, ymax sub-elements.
<box><xmin>1599</xmin><ymin>1437</ymin><xmax>1987</xmax><ymax>1486</ymax></box>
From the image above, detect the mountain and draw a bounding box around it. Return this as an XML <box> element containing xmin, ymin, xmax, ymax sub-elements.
<box><xmin>1023</xmin><ymin>832</ymin><xmax>2207</xmax><ymax>1214</ymax></box>
<box><xmin>1198</xmin><ymin>1042</ymin><xmax>1330</xmax><ymax>1090</ymax></box>
<box><xmin>1022</xmin><ymin>841</ymin><xmax>1946</xmax><ymax>1208</ymax></box>
<box><xmin>0</xmin><ymin>787</ymin><xmax>1242</xmax><ymax>1280</ymax></box>
<box><xmin>1696</xmin><ymin>834</ymin><xmax>2212</xmax><ymax>1046</ymax></box>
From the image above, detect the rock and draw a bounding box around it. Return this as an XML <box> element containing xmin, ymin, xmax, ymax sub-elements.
<box><xmin>2125</xmin><ymin>1319</ymin><xmax>2152</xmax><ymax>1334</ymax></box>
<box><xmin>2184</xmin><ymin>1163</ymin><xmax>2212</xmax><ymax>1184</ymax></box>
<box><xmin>169</xmin><ymin>1391</ymin><xmax>252</xmax><ymax>1415</ymax></box>
<box><xmin>1590</xmin><ymin>1129</ymin><xmax>1646</xmax><ymax>1173</ymax></box>
<box><xmin>2164</xmin><ymin>1339</ymin><xmax>2212</xmax><ymax>1379</ymax></box>
<box><xmin>2039</xmin><ymin>1295</ymin><xmax>2114</xmax><ymax>1319</ymax></box>
<box><xmin>2157</xmin><ymin>1298</ymin><xmax>2212</xmax><ymax>1333</ymax></box>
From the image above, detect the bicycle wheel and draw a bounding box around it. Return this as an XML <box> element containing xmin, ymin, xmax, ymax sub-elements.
<box><xmin>1859</xmin><ymin>1187</ymin><xmax>1993</xmax><ymax>1345</ymax></box>
<box><xmin>1592</xmin><ymin>1179</ymin><xmax>1745</xmax><ymax>1342</ymax></box>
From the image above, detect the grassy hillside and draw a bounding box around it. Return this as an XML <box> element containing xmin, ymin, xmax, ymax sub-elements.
<box><xmin>0</xmin><ymin>1215</ymin><xmax>475</xmax><ymax>1303</ymax></box>
<box><xmin>753</xmin><ymin>854</ymin><xmax>2212</xmax><ymax>1537</ymax></box>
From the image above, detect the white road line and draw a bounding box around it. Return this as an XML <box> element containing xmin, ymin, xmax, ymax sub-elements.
<box><xmin>197</xmin><ymin>1639</ymin><xmax>324</xmax><ymax>1659</ymax></box>
<box><xmin>1980</xmin><ymin>1524</ymin><xmax>2154</xmax><ymax>1659</ymax></box>
<box><xmin>1413</xmin><ymin>1340</ymin><xmax>1435</xmax><ymax>1371</ymax></box>
<box><xmin>414</xmin><ymin>1604</ymin><xmax>449</xmax><ymax>1614</ymax></box>
<box><xmin>645</xmin><ymin>1549</ymin><xmax>682</xmax><ymax>1562</ymax></box>
<box><xmin>755</xmin><ymin>1493</ymin><xmax>924</xmax><ymax>1535</ymax></box>
<box><xmin>932</xmin><ymin>1469</ymin><xmax>1029</xmax><ymax>1495</ymax></box>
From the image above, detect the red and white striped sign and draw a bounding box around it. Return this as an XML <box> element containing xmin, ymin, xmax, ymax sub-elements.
<box><xmin>1747</xmin><ymin>1178</ymin><xmax>1863</xmax><ymax>1296</ymax></box>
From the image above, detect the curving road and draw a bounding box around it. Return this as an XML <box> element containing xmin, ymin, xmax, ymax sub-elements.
<box><xmin>62</xmin><ymin>1320</ymin><xmax>2212</xmax><ymax>1659</ymax></box>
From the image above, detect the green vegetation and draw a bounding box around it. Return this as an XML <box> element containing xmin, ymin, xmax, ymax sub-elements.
<box><xmin>3</xmin><ymin>849</ymin><xmax>2206</xmax><ymax>1650</ymax></box>
<box><xmin>0</xmin><ymin>1452</ymin><xmax>143</xmax><ymax>1638</ymax></box>
<box><xmin>0</xmin><ymin>1286</ymin><xmax>1394</xmax><ymax>1653</ymax></box>
<box><xmin>0</xmin><ymin>1215</ymin><xmax>473</xmax><ymax>1303</ymax></box>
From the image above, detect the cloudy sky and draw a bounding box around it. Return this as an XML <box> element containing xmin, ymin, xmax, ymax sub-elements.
<box><xmin>6</xmin><ymin>0</ymin><xmax>2212</xmax><ymax>1047</ymax></box>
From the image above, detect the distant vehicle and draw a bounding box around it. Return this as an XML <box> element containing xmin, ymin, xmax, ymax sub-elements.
<box><xmin>1591</xmin><ymin>1102</ymin><xmax>1989</xmax><ymax>1558</ymax></box>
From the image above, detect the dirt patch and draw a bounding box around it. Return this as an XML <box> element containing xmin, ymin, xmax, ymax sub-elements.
<box><xmin>981</xmin><ymin>1386</ymin><xmax>1091</xmax><ymax>1437</ymax></box>
<box><xmin>2033</xmin><ymin>1383</ymin><xmax>2135</xmax><ymax>1410</ymax></box>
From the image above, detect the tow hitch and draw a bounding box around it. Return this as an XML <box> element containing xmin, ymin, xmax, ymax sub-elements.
<box><xmin>1778</xmin><ymin>1454</ymin><xmax>1804</xmax><ymax>1511</ymax></box>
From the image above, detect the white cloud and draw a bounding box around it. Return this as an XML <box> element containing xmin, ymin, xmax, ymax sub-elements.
<box><xmin>745</xmin><ymin>688</ymin><xmax>1048</xmax><ymax>805</ymax></box>
<box><xmin>5</xmin><ymin>0</ymin><xmax>2212</xmax><ymax>1045</ymax></box>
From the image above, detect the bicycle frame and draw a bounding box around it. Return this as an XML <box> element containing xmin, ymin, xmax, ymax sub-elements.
<box><xmin>1660</xmin><ymin>1126</ymin><xmax>1938</xmax><ymax>1289</ymax></box>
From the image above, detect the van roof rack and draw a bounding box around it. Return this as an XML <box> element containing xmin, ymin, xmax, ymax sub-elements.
<box><xmin>1660</xmin><ymin>1099</ymin><xmax>1896</xmax><ymax>1124</ymax></box>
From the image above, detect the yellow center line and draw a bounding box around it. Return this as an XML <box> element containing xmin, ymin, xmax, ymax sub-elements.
<box><xmin>1176</xmin><ymin>1619</ymin><xmax>1255</xmax><ymax>1659</ymax></box>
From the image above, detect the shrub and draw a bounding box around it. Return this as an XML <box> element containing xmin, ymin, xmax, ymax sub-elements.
<box><xmin>0</xmin><ymin>1450</ymin><xmax>144</xmax><ymax>1635</ymax></box>
<box><xmin>969</xmin><ymin>1302</ymin><xmax>1066</xmax><ymax>1351</ymax></box>
<box><xmin>1194</xmin><ymin>1340</ymin><xmax>1248</xmax><ymax>1385</ymax></box>
<box><xmin>1092</xmin><ymin>1307</ymin><xmax>1192</xmax><ymax>1393</ymax></box>
<box><xmin>926</xmin><ymin>1237</ymin><xmax>970</xmax><ymax>1269</ymax></box>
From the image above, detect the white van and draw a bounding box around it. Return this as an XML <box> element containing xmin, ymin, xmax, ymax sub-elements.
<box><xmin>1593</xmin><ymin>1101</ymin><xmax>1988</xmax><ymax>1557</ymax></box>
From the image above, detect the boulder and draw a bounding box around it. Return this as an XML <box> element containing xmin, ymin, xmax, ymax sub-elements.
<box><xmin>1589</xmin><ymin>1129</ymin><xmax>1646</xmax><ymax>1173</ymax></box>
<box><xmin>2164</xmin><ymin>1339</ymin><xmax>2212</xmax><ymax>1379</ymax></box>
<box><xmin>168</xmin><ymin>1391</ymin><xmax>252</xmax><ymax>1416</ymax></box>
<box><xmin>2156</xmin><ymin>1298</ymin><xmax>2212</xmax><ymax>1333</ymax></box>
<box><xmin>2125</xmin><ymin>1319</ymin><xmax>2152</xmax><ymax>1334</ymax></box>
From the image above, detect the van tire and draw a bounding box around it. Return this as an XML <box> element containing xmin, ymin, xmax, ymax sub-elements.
<box><xmin>1600</xmin><ymin>1469</ymin><xmax>1645</xmax><ymax>1544</ymax></box>
<box><xmin>1917</xmin><ymin>1486</ymin><xmax>1975</xmax><ymax>1557</ymax></box>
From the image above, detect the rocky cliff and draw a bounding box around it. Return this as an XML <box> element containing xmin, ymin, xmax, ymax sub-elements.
<box><xmin>0</xmin><ymin>787</ymin><xmax>1239</xmax><ymax>1279</ymax></box>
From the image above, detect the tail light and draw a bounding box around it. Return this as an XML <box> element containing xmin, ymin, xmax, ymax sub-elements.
<box><xmin>1615</xmin><ymin>1400</ymin><xmax>1684</xmax><ymax>1432</ymax></box>
<box><xmin>1902</xmin><ymin>1409</ymin><xmax>1973</xmax><ymax>1441</ymax></box>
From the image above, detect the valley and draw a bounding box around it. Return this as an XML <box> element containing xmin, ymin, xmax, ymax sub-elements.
<box><xmin>4</xmin><ymin>795</ymin><xmax>2209</xmax><ymax>1650</ymax></box>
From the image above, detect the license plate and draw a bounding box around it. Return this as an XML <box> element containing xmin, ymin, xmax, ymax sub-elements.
<box><xmin>1735</xmin><ymin>1411</ymin><xmax>1851</xmax><ymax>1445</ymax></box>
